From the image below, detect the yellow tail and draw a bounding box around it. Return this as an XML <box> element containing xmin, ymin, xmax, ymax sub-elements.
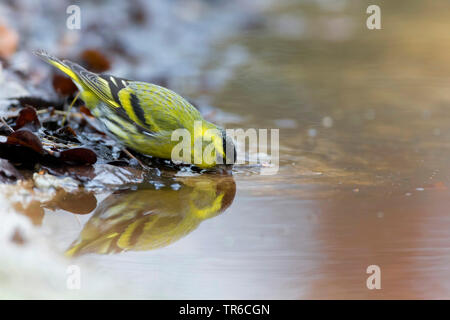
<box><xmin>33</xmin><ymin>49</ymin><xmax>81</xmax><ymax>84</ymax></box>
<box><xmin>33</xmin><ymin>49</ymin><xmax>120</xmax><ymax>110</ymax></box>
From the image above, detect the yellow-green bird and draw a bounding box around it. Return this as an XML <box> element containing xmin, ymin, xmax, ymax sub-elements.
<box><xmin>65</xmin><ymin>174</ymin><xmax>236</xmax><ymax>256</ymax></box>
<box><xmin>33</xmin><ymin>50</ymin><xmax>236</xmax><ymax>168</ymax></box>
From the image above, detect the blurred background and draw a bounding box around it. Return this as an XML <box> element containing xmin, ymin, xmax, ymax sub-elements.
<box><xmin>2</xmin><ymin>0</ymin><xmax>450</xmax><ymax>299</ymax></box>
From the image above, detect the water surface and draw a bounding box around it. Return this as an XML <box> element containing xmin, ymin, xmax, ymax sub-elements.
<box><xmin>10</xmin><ymin>0</ymin><xmax>450</xmax><ymax>299</ymax></box>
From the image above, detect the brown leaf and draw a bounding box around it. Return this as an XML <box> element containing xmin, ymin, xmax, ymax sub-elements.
<box><xmin>56</xmin><ymin>126</ymin><xmax>77</xmax><ymax>137</ymax></box>
<box><xmin>7</xmin><ymin>129</ymin><xmax>43</xmax><ymax>154</ymax></box>
<box><xmin>58</xmin><ymin>147</ymin><xmax>97</xmax><ymax>165</ymax></box>
<box><xmin>14</xmin><ymin>106</ymin><xmax>41</xmax><ymax>130</ymax></box>
<box><xmin>79</xmin><ymin>105</ymin><xmax>93</xmax><ymax>117</ymax></box>
<box><xmin>11</xmin><ymin>228</ymin><xmax>26</xmax><ymax>245</ymax></box>
<box><xmin>13</xmin><ymin>201</ymin><xmax>44</xmax><ymax>225</ymax></box>
<box><xmin>129</xmin><ymin>2</ymin><xmax>148</xmax><ymax>25</ymax></box>
<box><xmin>0</xmin><ymin>23</ymin><xmax>18</xmax><ymax>59</ymax></box>
<box><xmin>55</xmin><ymin>126</ymin><xmax>79</xmax><ymax>143</ymax></box>
<box><xmin>45</xmin><ymin>189</ymin><xmax>97</xmax><ymax>214</ymax></box>
<box><xmin>81</xmin><ymin>49</ymin><xmax>111</xmax><ymax>73</ymax></box>
<box><xmin>52</xmin><ymin>74</ymin><xmax>78</xmax><ymax>96</ymax></box>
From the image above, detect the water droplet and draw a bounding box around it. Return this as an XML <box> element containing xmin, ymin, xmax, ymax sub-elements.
<box><xmin>171</xmin><ymin>183</ymin><xmax>181</xmax><ymax>190</ymax></box>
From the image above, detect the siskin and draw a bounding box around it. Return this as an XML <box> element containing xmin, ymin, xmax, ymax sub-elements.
<box><xmin>65</xmin><ymin>174</ymin><xmax>236</xmax><ymax>256</ymax></box>
<box><xmin>33</xmin><ymin>50</ymin><xmax>236</xmax><ymax>169</ymax></box>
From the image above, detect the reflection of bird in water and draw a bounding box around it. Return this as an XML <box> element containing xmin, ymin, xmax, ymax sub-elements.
<box><xmin>66</xmin><ymin>174</ymin><xmax>236</xmax><ymax>257</ymax></box>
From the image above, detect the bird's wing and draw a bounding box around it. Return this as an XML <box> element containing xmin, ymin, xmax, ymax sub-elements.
<box><xmin>62</xmin><ymin>61</ymin><xmax>122</xmax><ymax>109</ymax></box>
<box><xmin>66</xmin><ymin>60</ymin><xmax>201</xmax><ymax>133</ymax></box>
<box><xmin>115</xmin><ymin>81</ymin><xmax>203</xmax><ymax>132</ymax></box>
<box><xmin>64</xmin><ymin>63</ymin><xmax>156</xmax><ymax>133</ymax></box>
<box><xmin>33</xmin><ymin>50</ymin><xmax>119</xmax><ymax>109</ymax></box>
<box><xmin>34</xmin><ymin>50</ymin><xmax>201</xmax><ymax>137</ymax></box>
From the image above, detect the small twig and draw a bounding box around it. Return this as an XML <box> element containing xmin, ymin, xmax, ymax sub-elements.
<box><xmin>123</xmin><ymin>148</ymin><xmax>147</xmax><ymax>169</ymax></box>
<box><xmin>36</xmin><ymin>108</ymin><xmax>49</xmax><ymax>115</ymax></box>
<box><xmin>41</xmin><ymin>138</ymin><xmax>79</xmax><ymax>149</ymax></box>
<box><xmin>0</xmin><ymin>117</ymin><xmax>14</xmax><ymax>132</ymax></box>
<box><xmin>54</xmin><ymin>110</ymin><xmax>69</xmax><ymax>116</ymax></box>
<box><xmin>53</xmin><ymin>110</ymin><xmax>84</xmax><ymax>119</ymax></box>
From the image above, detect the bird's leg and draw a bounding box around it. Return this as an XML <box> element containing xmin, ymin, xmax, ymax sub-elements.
<box><xmin>61</xmin><ymin>91</ymin><xmax>81</xmax><ymax>127</ymax></box>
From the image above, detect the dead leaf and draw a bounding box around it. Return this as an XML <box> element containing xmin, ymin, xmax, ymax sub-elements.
<box><xmin>52</xmin><ymin>74</ymin><xmax>78</xmax><ymax>96</ymax></box>
<box><xmin>44</xmin><ymin>189</ymin><xmax>97</xmax><ymax>214</ymax></box>
<box><xmin>55</xmin><ymin>126</ymin><xmax>79</xmax><ymax>143</ymax></box>
<box><xmin>58</xmin><ymin>147</ymin><xmax>97</xmax><ymax>165</ymax></box>
<box><xmin>7</xmin><ymin>129</ymin><xmax>43</xmax><ymax>154</ymax></box>
<box><xmin>81</xmin><ymin>49</ymin><xmax>111</xmax><ymax>73</ymax></box>
<box><xmin>14</xmin><ymin>106</ymin><xmax>41</xmax><ymax>130</ymax></box>
<box><xmin>0</xmin><ymin>23</ymin><xmax>18</xmax><ymax>59</ymax></box>
<box><xmin>11</xmin><ymin>228</ymin><xmax>26</xmax><ymax>245</ymax></box>
<box><xmin>79</xmin><ymin>105</ymin><xmax>93</xmax><ymax>117</ymax></box>
<box><xmin>14</xmin><ymin>201</ymin><xmax>45</xmax><ymax>225</ymax></box>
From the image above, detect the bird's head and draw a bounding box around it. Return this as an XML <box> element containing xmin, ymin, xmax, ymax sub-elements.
<box><xmin>195</xmin><ymin>122</ymin><xmax>236</xmax><ymax>169</ymax></box>
<box><xmin>220</xmin><ymin>128</ymin><xmax>237</xmax><ymax>165</ymax></box>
